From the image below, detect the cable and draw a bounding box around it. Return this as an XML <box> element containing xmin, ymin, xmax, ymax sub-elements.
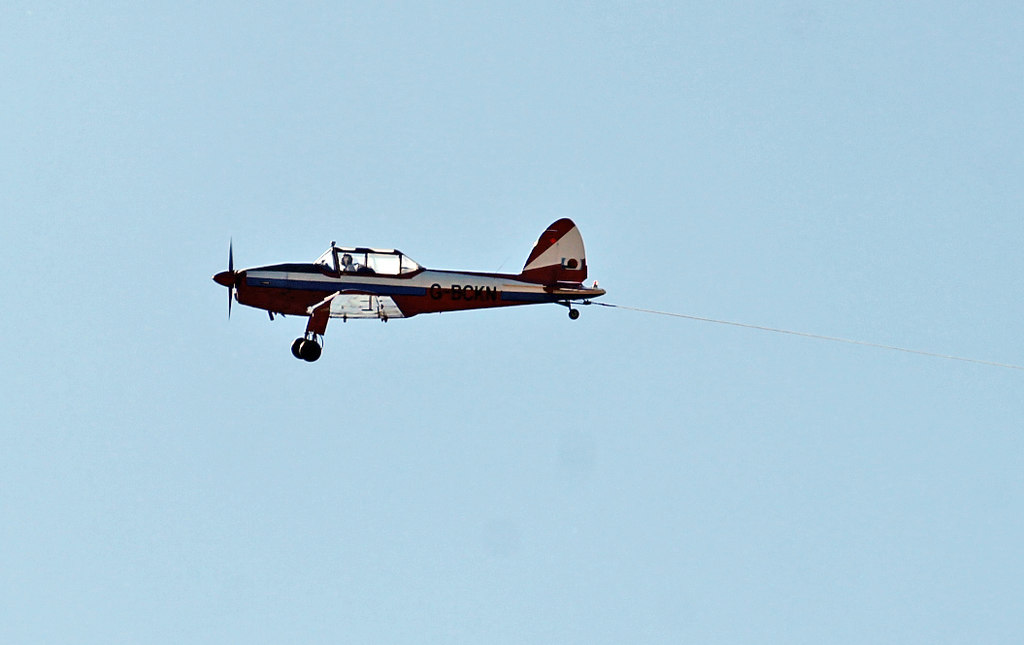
<box><xmin>591</xmin><ymin>302</ymin><xmax>1024</xmax><ymax>371</ymax></box>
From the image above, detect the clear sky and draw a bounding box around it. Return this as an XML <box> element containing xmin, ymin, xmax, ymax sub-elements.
<box><xmin>3</xmin><ymin>2</ymin><xmax>1023</xmax><ymax>643</ymax></box>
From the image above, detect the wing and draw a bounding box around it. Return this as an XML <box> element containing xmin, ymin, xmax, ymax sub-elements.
<box><xmin>321</xmin><ymin>293</ymin><xmax>405</xmax><ymax>320</ymax></box>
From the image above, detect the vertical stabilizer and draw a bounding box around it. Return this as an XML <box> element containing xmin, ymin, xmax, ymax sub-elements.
<box><xmin>520</xmin><ymin>218</ymin><xmax>588</xmax><ymax>284</ymax></box>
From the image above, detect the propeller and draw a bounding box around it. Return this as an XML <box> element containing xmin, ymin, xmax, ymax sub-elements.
<box><xmin>212</xmin><ymin>239</ymin><xmax>237</xmax><ymax>318</ymax></box>
<box><xmin>228</xmin><ymin>240</ymin><xmax>233</xmax><ymax>318</ymax></box>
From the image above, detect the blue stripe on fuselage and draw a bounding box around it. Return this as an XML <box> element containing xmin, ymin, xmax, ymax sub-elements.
<box><xmin>500</xmin><ymin>291</ymin><xmax>562</xmax><ymax>303</ymax></box>
<box><xmin>245</xmin><ymin>272</ymin><xmax>427</xmax><ymax>297</ymax></box>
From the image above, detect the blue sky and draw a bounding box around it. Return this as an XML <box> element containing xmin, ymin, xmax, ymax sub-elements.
<box><xmin>3</xmin><ymin>2</ymin><xmax>1022</xmax><ymax>643</ymax></box>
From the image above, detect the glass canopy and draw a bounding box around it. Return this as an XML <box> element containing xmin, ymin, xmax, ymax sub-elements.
<box><xmin>315</xmin><ymin>245</ymin><xmax>421</xmax><ymax>276</ymax></box>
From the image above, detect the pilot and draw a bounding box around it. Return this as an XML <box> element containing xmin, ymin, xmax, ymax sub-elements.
<box><xmin>341</xmin><ymin>253</ymin><xmax>361</xmax><ymax>272</ymax></box>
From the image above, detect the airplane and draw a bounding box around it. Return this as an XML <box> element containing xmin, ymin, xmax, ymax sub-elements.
<box><xmin>212</xmin><ymin>218</ymin><xmax>606</xmax><ymax>361</ymax></box>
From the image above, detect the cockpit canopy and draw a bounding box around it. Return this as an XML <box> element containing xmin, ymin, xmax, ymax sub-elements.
<box><xmin>315</xmin><ymin>245</ymin><xmax>421</xmax><ymax>276</ymax></box>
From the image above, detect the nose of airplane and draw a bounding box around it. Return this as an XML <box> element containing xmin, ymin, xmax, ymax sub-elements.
<box><xmin>213</xmin><ymin>270</ymin><xmax>235</xmax><ymax>287</ymax></box>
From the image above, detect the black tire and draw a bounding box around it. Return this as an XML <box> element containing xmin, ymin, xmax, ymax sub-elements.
<box><xmin>568</xmin><ymin>308</ymin><xmax>580</xmax><ymax>320</ymax></box>
<box><xmin>299</xmin><ymin>339</ymin><xmax>322</xmax><ymax>362</ymax></box>
<box><xmin>291</xmin><ymin>338</ymin><xmax>304</xmax><ymax>359</ymax></box>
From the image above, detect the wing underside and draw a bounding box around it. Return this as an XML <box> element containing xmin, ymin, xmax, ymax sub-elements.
<box><xmin>326</xmin><ymin>294</ymin><xmax>405</xmax><ymax>320</ymax></box>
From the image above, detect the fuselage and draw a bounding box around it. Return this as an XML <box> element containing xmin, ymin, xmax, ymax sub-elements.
<box><xmin>232</xmin><ymin>263</ymin><xmax>605</xmax><ymax>319</ymax></box>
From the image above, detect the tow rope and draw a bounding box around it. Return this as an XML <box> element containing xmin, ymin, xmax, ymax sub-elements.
<box><xmin>591</xmin><ymin>302</ymin><xmax>1023</xmax><ymax>371</ymax></box>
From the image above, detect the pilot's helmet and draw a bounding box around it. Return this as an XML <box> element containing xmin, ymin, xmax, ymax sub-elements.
<box><xmin>341</xmin><ymin>253</ymin><xmax>353</xmax><ymax>266</ymax></box>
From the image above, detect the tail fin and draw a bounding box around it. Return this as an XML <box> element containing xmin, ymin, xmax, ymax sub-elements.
<box><xmin>519</xmin><ymin>218</ymin><xmax>588</xmax><ymax>284</ymax></box>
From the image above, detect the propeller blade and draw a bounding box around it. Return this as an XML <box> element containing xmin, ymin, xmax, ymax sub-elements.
<box><xmin>212</xmin><ymin>240</ymin><xmax>237</xmax><ymax>319</ymax></box>
<box><xmin>228</xmin><ymin>240</ymin><xmax>234</xmax><ymax>319</ymax></box>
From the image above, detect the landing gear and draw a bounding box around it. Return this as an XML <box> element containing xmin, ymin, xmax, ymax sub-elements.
<box><xmin>291</xmin><ymin>335</ymin><xmax>322</xmax><ymax>362</ymax></box>
<box><xmin>559</xmin><ymin>301</ymin><xmax>582</xmax><ymax>320</ymax></box>
<box><xmin>295</xmin><ymin>306</ymin><xmax>329</xmax><ymax>362</ymax></box>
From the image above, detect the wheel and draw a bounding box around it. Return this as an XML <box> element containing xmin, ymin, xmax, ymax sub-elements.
<box><xmin>291</xmin><ymin>338</ymin><xmax>304</xmax><ymax>359</ymax></box>
<box><xmin>299</xmin><ymin>339</ymin><xmax>322</xmax><ymax>362</ymax></box>
<box><xmin>568</xmin><ymin>308</ymin><xmax>580</xmax><ymax>320</ymax></box>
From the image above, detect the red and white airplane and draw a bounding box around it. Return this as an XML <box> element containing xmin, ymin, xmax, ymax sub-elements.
<box><xmin>213</xmin><ymin>218</ymin><xmax>605</xmax><ymax>361</ymax></box>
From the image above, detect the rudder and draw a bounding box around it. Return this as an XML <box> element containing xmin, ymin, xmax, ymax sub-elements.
<box><xmin>520</xmin><ymin>218</ymin><xmax>588</xmax><ymax>284</ymax></box>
